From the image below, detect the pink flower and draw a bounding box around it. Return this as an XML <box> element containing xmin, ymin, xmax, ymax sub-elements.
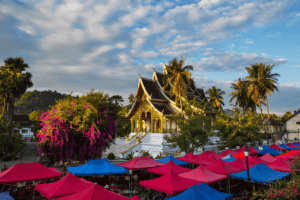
<box><xmin>97</xmin><ymin>120</ymin><xmax>100</xmax><ymax>124</ymax></box>
<box><xmin>67</xmin><ymin>103</ymin><xmax>69</xmax><ymax>105</ymax></box>
<box><xmin>67</xmin><ymin>110</ymin><xmax>72</xmax><ymax>114</ymax></box>
<box><xmin>72</xmin><ymin>102</ymin><xmax>76</xmax><ymax>107</ymax></box>
<box><xmin>108</xmin><ymin>135</ymin><xmax>112</xmax><ymax>139</ymax></box>
<box><xmin>60</xmin><ymin>105</ymin><xmax>63</xmax><ymax>107</ymax></box>
<box><xmin>84</xmin><ymin>104</ymin><xmax>89</xmax><ymax>108</ymax></box>
<box><xmin>76</xmin><ymin>122</ymin><xmax>79</xmax><ymax>125</ymax></box>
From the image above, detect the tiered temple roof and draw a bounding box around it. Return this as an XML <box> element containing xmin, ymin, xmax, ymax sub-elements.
<box><xmin>126</xmin><ymin>68</ymin><xmax>208</xmax><ymax>118</ymax></box>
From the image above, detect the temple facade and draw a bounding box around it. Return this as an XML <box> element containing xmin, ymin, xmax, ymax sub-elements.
<box><xmin>126</xmin><ymin>67</ymin><xmax>211</xmax><ymax>137</ymax></box>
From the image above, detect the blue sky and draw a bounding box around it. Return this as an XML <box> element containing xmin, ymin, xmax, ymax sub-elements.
<box><xmin>1</xmin><ymin>0</ymin><xmax>300</xmax><ymax>116</ymax></box>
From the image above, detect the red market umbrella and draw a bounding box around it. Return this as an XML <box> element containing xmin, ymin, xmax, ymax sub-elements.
<box><xmin>139</xmin><ymin>169</ymin><xmax>199</xmax><ymax>195</ymax></box>
<box><xmin>116</xmin><ymin>156</ymin><xmax>164</xmax><ymax>170</ymax></box>
<box><xmin>193</xmin><ymin>154</ymin><xmax>219</xmax><ymax>166</ymax></box>
<box><xmin>287</xmin><ymin>143</ymin><xmax>300</xmax><ymax>148</ymax></box>
<box><xmin>147</xmin><ymin>160</ymin><xmax>192</xmax><ymax>175</ymax></box>
<box><xmin>269</xmin><ymin>144</ymin><xmax>286</xmax><ymax>151</ymax></box>
<box><xmin>240</xmin><ymin>156</ymin><xmax>264</xmax><ymax>166</ymax></box>
<box><xmin>226</xmin><ymin>157</ymin><xmax>255</xmax><ymax>170</ymax></box>
<box><xmin>259</xmin><ymin>153</ymin><xmax>277</xmax><ymax>164</ymax></box>
<box><xmin>55</xmin><ymin>184</ymin><xmax>131</xmax><ymax>200</ymax></box>
<box><xmin>177</xmin><ymin>152</ymin><xmax>198</xmax><ymax>163</ymax></box>
<box><xmin>289</xmin><ymin>150</ymin><xmax>300</xmax><ymax>155</ymax></box>
<box><xmin>266</xmin><ymin>159</ymin><xmax>294</xmax><ymax>173</ymax></box>
<box><xmin>35</xmin><ymin>172</ymin><xmax>94</xmax><ymax>200</ymax></box>
<box><xmin>131</xmin><ymin>195</ymin><xmax>141</xmax><ymax>200</ymax></box>
<box><xmin>217</xmin><ymin>149</ymin><xmax>239</xmax><ymax>158</ymax></box>
<box><xmin>178</xmin><ymin>165</ymin><xmax>228</xmax><ymax>184</ymax></box>
<box><xmin>205</xmin><ymin>159</ymin><xmax>244</xmax><ymax>175</ymax></box>
<box><xmin>233</xmin><ymin>151</ymin><xmax>245</xmax><ymax>159</ymax></box>
<box><xmin>235</xmin><ymin>146</ymin><xmax>261</xmax><ymax>155</ymax></box>
<box><xmin>0</xmin><ymin>162</ymin><xmax>62</xmax><ymax>184</ymax></box>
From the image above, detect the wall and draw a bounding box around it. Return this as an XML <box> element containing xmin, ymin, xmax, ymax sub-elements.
<box><xmin>286</xmin><ymin>113</ymin><xmax>300</xmax><ymax>131</ymax></box>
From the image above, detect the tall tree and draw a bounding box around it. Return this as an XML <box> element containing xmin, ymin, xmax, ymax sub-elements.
<box><xmin>0</xmin><ymin>57</ymin><xmax>33</xmax><ymax>141</ymax></box>
<box><xmin>259</xmin><ymin>64</ymin><xmax>280</xmax><ymax>119</ymax></box>
<box><xmin>245</xmin><ymin>63</ymin><xmax>269</xmax><ymax>120</ymax></box>
<box><xmin>162</xmin><ymin>56</ymin><xmax>194</xmax><ymax>111</ymax></box>
<box><xmin>282</xmin><ymin>110</ymin><xmax>292</xmax><ymax>122</ymax></box>
<box><xmin>128</xmin><ymin>94</ymin><xmax>135</xmax><ymax>105</ymax></box>
<box><xmin>109</xmin><ymin>95</ymin><xmax>124</xmax><ymax>107</ymax></box>
<box><xmin>205</xmin><ymin>86</ymin><xmax>225</xmax><ymax>111</ymax></box>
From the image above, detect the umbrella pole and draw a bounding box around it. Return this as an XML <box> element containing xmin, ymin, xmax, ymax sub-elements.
<box><xmin>32</xmin><ymin>188</ymin><xmax>35</xmax><ymax>200</ymax></box>
<box><xmin>227</xmin><ymin>178</ymin><xmax>230</xmax><ymax>194</ymax></box>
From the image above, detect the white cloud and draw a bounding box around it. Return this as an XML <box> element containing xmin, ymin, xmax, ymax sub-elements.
<box><xmin>18</xmin><ymin>25</ymin><xmax>37</xmax><ymax>35</ymax></box>
<box><xmin>296</xmin><ymin>13</ymin><xmax>300</xmax><ymax>17</ymax></box>
<box><xmin>80</xmin><ymin>45</ymin><xmax>114</xmax><ymax>62</ymax></box>
<box><xmin>261</xmin><ymin>53</ymin><xmax>268</xmax><ymax>57</ymax></box>
<box><xmin>245</xmin><ymin>40</ymin><xmax>254</xmax><ymax>44</ymax></box>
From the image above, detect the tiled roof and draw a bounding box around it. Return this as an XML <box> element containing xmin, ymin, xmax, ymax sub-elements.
<box><xmin>152</xmin><ymin>102</ymin><xmax>176</xmax><ymax>115</ymax></box>
<box><xmin>285</xmin><ymin>110</ymin><xmax>300</xmax><ymax>123</ymax></box>
<box><xmin>264</xmin><ymin>118</ymin><xmax>284</xmax><ymax>126</ymax></box>
<box><xmin>13</xmin><ymin>115</ymin><xmax>30</xmax><ymax>123</ymax></box>
<box><xmin>195</xmin><ymin>88</ymin><xmax>207</xmax><ymax>102</ymax></box>
<box><xmin>141</xmin><ymin>77</ymin><xmax>167</xmax><ymax>101</ymax></box>
<box><xmin>155</xmin><ymin>72</ymin><xmax>171</xmax><ymax>92</ymax></box>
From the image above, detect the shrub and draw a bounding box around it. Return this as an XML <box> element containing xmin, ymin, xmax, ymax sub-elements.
<box><xmin>141</xmin><ymin>150</ymin><xmax>153</xmax><ymax>158</ymax></box>
<box><xmin>107</xmin><ymin>152</ymin><xmax>115</xmax><ymax>160</ymax></box>
<box><xmin>155</xmin><ymin>152</ymin><xmax>163</xmax><ymax>159</ymax></box>
<box><xmin>125</xmin><ymin>152</ymin><xmax>134</xmax><ymax>160</ymax></box>
<box><xmin>2</xmin><ymin>154</ymin><xmax>12</xmax><ymax>161</ymax></box>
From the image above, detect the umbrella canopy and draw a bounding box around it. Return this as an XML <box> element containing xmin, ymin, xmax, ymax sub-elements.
<box><xmin>240</xmin><ymin>156</ymin><xmax>264</xmax><ymax>166</ymax></box>
<box><xmin>139</xmin><ymin>169</ymin><xmax>199</xmax><ymax>195</ymax></box>
<box><xmin>279</xmin><ymin>144</ymin><xmax>298</xmax><ymax>150</ymax></box>
<box><xmin>55</xmin><ymin>184</ymin><xmax>131</xmax><ymax>200</ymax></box>
<box><xmin>147</xmin><ymin>160</ymin><xmax>192</xmax><ymax>175</ymax></box>
<box><xmin>266</xmin><ymin>159</ymin><xmax>294</xmax><ymax>173</ymax></box>
<box><xmin>259</xmin><ymin>153</ymin><xmax>277</xmax><ymax>164</ymax></box>
<box><xmin>165</xmin><ymin>183</ymin><xmax>233</xmax><ymax>200</ymax></box>
<box><xmin>217</xmin><ymin>149</ymin><xmax>239</xmax><ymax>158</ymax></box>
<box><xmin>67</xmin><ymin>158</ymin><xmax>129</xmax><ymax>176</ymax></box>
<box><xmin>131</xmin><ymin>195</ymin><xmax>141</xmax><ymax>200</ymax></box>
<box><xmin>35</xmin><ymin>172</ymin><xmax>94</xmax><ymax>200</ymax></box>
<box><xmin>0</xmin><ymin>191</ymin><xmax>14</xmax><ymax>200</ymax></box>
<box><xmin>275</xmin><ymin>152</ymin><xmax>296</xmax><ymax>160</ymax></box>
<box><xmin>156</xmin><ymin>155</ymin><xmax>189</xmax><ymax>166</ymax></box>
<box><xmin>229</xmin><ymin>163</ymin><xmax>291</xmax><ymax>184</ymax></box>
<box><xmin>177</xmin><ymin>152</ymin><xmax>198</xmax><ymax>163</ymax></box>
<box><xmin>287</xmin><ymin>143</ymin><xmax>300</xmax><ymax>148</ymax></box>
<box><xmin>178</xmin><ymin>165</ymin><xmax>228</xmax><ymax>185</ymax></box>
<box><xmin>205</xmin><ymin>159</ymin><xmax>244</xmax><ymax>175</ymax></box>
<box><xmin>269</xmin><ymin>144</ymin><xmax>286</xmax><ymax>151</ymax></box>
<box><xmin>0</xmin><ymin>162</ymin><xmax>62</xmax><ymax>184</ymax></box>
<box><xmin>289</xmin><ymin>150</ymin><xmax>300</xmax><ymax>156</ymax></box>
<box><xmin>221</xmin><ymin>154</ymin><xmax>236</xmax><ymax>162</ymax></box>
<box><xmin>116</xmin><ymin>156</ymin><xmax>164</xmax><ymax>170</ymax></box>
<box><xmin>226</xmin><ymin>158</ymin><xmax>255</xmax><ymax>170</ymax></box>
<box><xmin>235</xmin><ymin>146</ymin><xmax>261</xmax><ymax>155</ymax></box>
<box><xmin>233</xmin><ymin>151</ymin><xmax>245</xmax><ymax>159</ymax></box>
<box><xmin>193</xmin><ymin>154</ymin><xmax>219</xmax><ymax>166</ymax></box>
<box><xmin>254</xmin><ymin>146</ymin><xmax>283</xmax><ymax>156</ymax></box>
<box><xmin>292</xmin><ymin>142</ymin><xmax>300</xmax><ymax>147</ymax></box>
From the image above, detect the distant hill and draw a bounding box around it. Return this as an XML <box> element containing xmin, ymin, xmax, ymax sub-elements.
<box><xmin>14</xmin><ymin>90</ymin><xmax>79</xmax><ymax>115</ymax></box>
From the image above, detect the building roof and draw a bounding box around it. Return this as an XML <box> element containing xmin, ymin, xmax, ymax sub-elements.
<box><xmin>141</xmin><ymin>77</ymin><xmax>168</xmax><ymax>101</ymax></box>
<box><xmin>285</xmin><ymin>110</ymin><xmax>300</xmax><ymax>123</ymax></box>
<box><xmin>264</xmin><ymin>118</ymin><xmax>284</xmax><ymax>126</ymax></box>
<box><xmin>151</xmin><ymin>102</ymin><xmax>176</xmax><ymax>115</ymax></box>
<box><xmin>13</xmin><ymin>115</ymin><xmax>30</xmax><ymax>123</ymax></box>
<box><xmin>155</xmin><ymin>72</ymin><xmax>171</xmax><ymax>92</ymax></box>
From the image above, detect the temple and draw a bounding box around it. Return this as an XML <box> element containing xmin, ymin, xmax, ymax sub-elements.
<box><xmin>103</xmin><ymin>66</ymin><xmax>215</xmax><ymax>159</ymax></box>
<box><xmin>126</xmin><ymin>67</ymin><xmax>210</xmax><ymax>135</ymax></box>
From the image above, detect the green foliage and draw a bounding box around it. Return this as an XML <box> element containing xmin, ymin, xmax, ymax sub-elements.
<box><xmin>281</xmin><ymin>110</ymin><xmax>292</xmax><ymax>122</ymax></box>
<box><xmin>107</xmin><ymin>152</ymin><xmax>116</xmax><ymax>160</ymax></box>
<box><xmin>125</xmin><ymin>151</ymin><xmax>134</xmax><ymax>160</ymax></box>
<box><xmin>14</xmin><ymin>90</ymin><xmax>77</xmax><ymax>115</ymax></box>
<box><xmin>29</xmin><ymin>110</ymin><xmax>44</xmax><ymax>121</ymax></box>
<box><xmin>213</xmin><ymin>108</ymin><xmax>265</xmax><ymax>150</ymax></box>
<box><xmin>164</xmin><ymin>99</ymin><xmax>211</xmax><ymax>153</ymax></box>
<box><xmin>140</xmin><ymin>150</ymin><xmax>153</xmax><ymax>158</ymax></box>
<box><xmin>116</xmin><ymin>106</ymin><xmax>131</xmax><ymax>137</ymax></box>
<box><xmin>155</xmin><ymin>152</ymin><xmax>164</xmax><ymax>159</ymax></box>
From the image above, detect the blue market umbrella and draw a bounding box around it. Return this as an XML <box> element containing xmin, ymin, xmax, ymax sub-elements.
<box><xmin>254</xmin><ymin>146</ymin><xmax>283</xmax><ymax>156</ymax></box>
<box><xmin>156</xmin><ymin>155</ymin><xmax>190</xmax><ymax>166</ymax></box>
<box><xmin>221</xmin><ymin>154</ymin><xmax>236</xmax><ymax>162</ymax></box>
<box><xmin>0</xmin><ymin>191</ymin><xmax>14</xmax><ymax>200</ymax></box>
<box><xmin>279</xmin><ymin>143</ymin><xmax>298</xmax><ymax>150</ymax></box>
<box><xmin>165</xmin><ymin>182</ymin><xmax>233</xmax><ymax>200</ymax></box>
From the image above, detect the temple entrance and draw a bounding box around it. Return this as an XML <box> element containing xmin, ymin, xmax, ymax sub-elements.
<box><xmin>146</xmin><ymin>112</ymin><xmax>151</xmax><ymax>132</ymax></box>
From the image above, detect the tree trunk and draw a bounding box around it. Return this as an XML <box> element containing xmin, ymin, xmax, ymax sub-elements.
<box><xmin>2</xmin><ymin>98</ymin><xmax>7</xmax><ymax>120</ymax></box>
<box><xmin>266</xmin><ymin>96</ymin><xmax>270</xmax><ymax>119</ymax></box>
<box><xmin>6</xmin><ymin>98</ymin><xmax>10</xmax><ymax>123</ymax></box>
<box><xmin>8</xmin><ymin>97</ymin><xmax>14</xmax><ymax>141</ymax></box>
<box><xmin>258</xmin><ymin>100</ymin><xmax>263</xmax><ymax>120</ymax></box>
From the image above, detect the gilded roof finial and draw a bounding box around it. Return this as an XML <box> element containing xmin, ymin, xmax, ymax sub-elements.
<box><xmin>162</xmin><ymin>109</ymin><xmax>164</xmax><ymax>114</ymax></box>
<box><xmin>138</xmin><ymin>73</ymin><xmax>142</xmax><ymax>79</ymax></box>
<box><xmin>150</xmin><ymin>94</ymin><xmax>152</xmax><ymax>99</ymax></box>
<box><xmin>153</xmin><ymin>68</ymin><xmax>156</xmax><ymax>72</ymax></box>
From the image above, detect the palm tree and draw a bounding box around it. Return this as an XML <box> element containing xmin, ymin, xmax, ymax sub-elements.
<box><xmin>229</xmin><ymin>78</ymin><xmax>247</xmax><ymax>112</ymax></box>
<box><xmin>162</xmin><ymin>56</ymin><xmax>194</xmax><ymax>111</ymax></box>
<box><xmin>0</xmin><ymin>57</ymin><xmax>33</xmax><ymax>141</ymax></box>
<box><xmin>128</xmin><ymin>94</ymin><xmax>135</xmax><ymax>105</ymax></box>
<box><xmin>259</xmin><ymin>64</ymin><xmax>280</xmax><ymax>118</ymax></box>
<box><xmin>245</xmin><ymin>63</ymin><xmax>270</xmax><ymax>120</ymax></box>
<box><xmin>205</xmin><ymin>86</ymin><xmax>225</xmax><ymax>111</ymax></box>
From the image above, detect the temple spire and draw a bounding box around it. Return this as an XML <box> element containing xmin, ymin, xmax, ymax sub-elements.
<box><xmin>163</xmin><ymin>63</ymin><xmax>168</xmax><ymax>74</ymax></box>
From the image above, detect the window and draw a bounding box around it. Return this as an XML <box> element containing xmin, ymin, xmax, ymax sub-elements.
<box><xmin>266</xmin><ymin>127</ymin><xmax>269</xmax><ymax>131</ymax></box>
<box><xmin>22</xmin><ymin>129</ymin><xmax>28</xmax><ymax>133</ymax></box>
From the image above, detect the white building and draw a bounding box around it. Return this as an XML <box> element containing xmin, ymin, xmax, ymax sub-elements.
<box><xmin>12</xmin><ymin>115</ymin><xmax>35</xmax><ymax>141</ymax></box>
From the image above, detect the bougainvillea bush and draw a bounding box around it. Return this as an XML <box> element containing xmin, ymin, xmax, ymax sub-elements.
<box><xmin>36</xmin><ymin>90</ymin><xmax>118</xmax><ymax>164</ymax></box>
